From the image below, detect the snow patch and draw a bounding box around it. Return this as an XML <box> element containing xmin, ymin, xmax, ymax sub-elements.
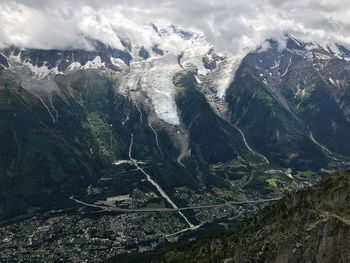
<box><xmin>329</xmin><ymin>77</ymin><xmax>336</xmax><ymax>86</ymax></box>
<box><xmin>67</xmin><ymin>61</ymin><xmax>82</xmax><ymax>71</ymax></box>
<box><xmin>281</xmin><ymin>57</ymin><xmax>292</xmax><ymax>77</ymax></box>
<box><xmin>8</xmin><ymin>53</ymin><xmax>22</xmax><ymax>64</ymax></box>
<box><xmin>289</xmin><ymin>36</ymin><xmax>302</xmax><ymax>47</ymax></box>
<box><xmin>180</xmin><ymin>35</ymin><xmax>210</xmax><ymax>76</ymax></box>
<box><xmin>327</xmin><ymin>42</ymin><xmax>342</xmax><ymax>58</ymax></box>
<box><xmin>305</xmin><ymin>42</ymin><xmax>319</xmax><ymax>51</ymax></box>
<box><xmin>24</xmin><ymin>61</ymin><xmax>60</xmax><ymax>79</ymax></box>
<box><xmin>110</xmin><ymin>57</ymin><xmax>128</xmax><ymax>70</ymax></box>
<box><xmin>314</xmin><ymin>52</ymin><xmax>332</xmax><ymax>60</ymax></box>
<box><xmin>82</xmin><ymin>56</ymin><xmax>105</xmax><ymax>69</ymax></box>
<box><xmin>270</xmin><ymin>60</ymin><xmax>279</xmax><ymax>69</ymax></box>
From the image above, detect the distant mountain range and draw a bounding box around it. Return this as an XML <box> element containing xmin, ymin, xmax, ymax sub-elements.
<box><xmin>0</xmin><ymin>24</ymin><xmax>350</xmax><ymax>225</ymax></box>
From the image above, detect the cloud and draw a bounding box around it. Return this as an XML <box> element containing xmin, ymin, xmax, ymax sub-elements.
<box><xmin>1</xmin><ymin>0</ymin><xmax>350</xmax><ymax>55</ymax></box>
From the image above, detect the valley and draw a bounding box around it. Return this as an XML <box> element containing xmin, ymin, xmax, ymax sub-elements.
<box><xmin>0</xmin><ymin>24</ymin><xmax>350</xmax><ymax>262</ymax></box>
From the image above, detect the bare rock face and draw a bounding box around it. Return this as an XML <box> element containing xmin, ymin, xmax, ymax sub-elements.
<box><xmin>273</xmin><ymin>216</ymin><xmax>350</xmax><ymax>263</ymax></box>
<box><xmin>234</xmin><ymin>170</ymin><xmax>350</xmax><ymax>263</ymax></box>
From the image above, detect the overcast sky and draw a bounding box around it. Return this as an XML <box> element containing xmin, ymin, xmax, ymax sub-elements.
<box><xmin>1</xmin><ymin>0</ymin><xmax>350</xmax><ymax>55</ymax></box>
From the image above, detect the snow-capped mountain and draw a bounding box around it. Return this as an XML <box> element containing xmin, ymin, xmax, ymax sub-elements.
<box><xmin>0</xmin><ymin>24</ymin><xmax>240</xmax><ymax>125</ymax></box>
<box><xmin>1</xmin><ymin>24</ymin><xmax>350</xmax><ymax>226</ymax></box>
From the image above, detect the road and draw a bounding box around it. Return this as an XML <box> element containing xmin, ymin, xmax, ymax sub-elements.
<box><xmin>71</xmin><ymin>197</ymin><xmax>281</xmax><ymax>213</ymax></box>
<box><xmin>127</xmin><ymin>133</ymin><xmax>195</xmax><ymax>227</ymax></box>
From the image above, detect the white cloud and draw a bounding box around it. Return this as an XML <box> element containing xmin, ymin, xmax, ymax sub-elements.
<box><xmin>1</xmin><ymin>0</ymin><xmax>350</xmax><ymax>55</ymax></box>
<box><xmin>79</xmin><ymin>14</ymin><xmax>124</xmax><ymax>50</ymax></box>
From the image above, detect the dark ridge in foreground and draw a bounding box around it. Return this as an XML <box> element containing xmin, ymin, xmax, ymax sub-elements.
<box><xmin>107</xmin><ymin>169</ymin><xmax>350</xmax><ymax>263</ymax></box>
